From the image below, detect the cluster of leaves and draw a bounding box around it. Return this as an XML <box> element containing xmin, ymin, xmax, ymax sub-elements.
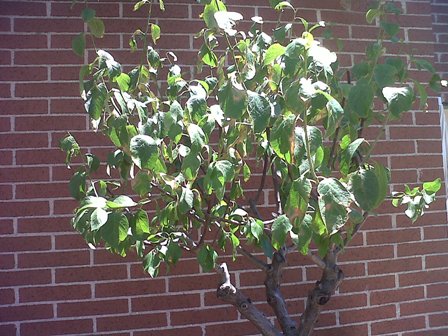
<box><xmin>62</xmin><ymin>0</ymin><xmax>441</xmax><ymax>277</ymax></box>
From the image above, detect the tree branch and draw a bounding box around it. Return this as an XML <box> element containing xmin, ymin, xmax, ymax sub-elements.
<box><xmin>216</xmin><ymin>263</ymin><xmax>282</xmax><ymax>336</ymax></box>
<box><xmin>297</xmin><ymin>251</ymin><xmax>344</xmax><ymax>336</ymax></box>
<box><xmin>264</xmin><ymin>249</ymin><xmax>298</xmax><ymax>336</ymax></box>
<box><xmin>238</xmin><ymin>246</ymin><xmax>269</xmax><ymax>271</ymax></box>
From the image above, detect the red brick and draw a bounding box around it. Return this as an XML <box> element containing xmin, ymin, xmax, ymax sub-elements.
<box><xmin>0</xmin><ymin>253</ymin><xmax>15</xmax><ymax>269</ymax></box>
<box><xmin>0</xmin><ymin>2</ymin><xmax>47</xmax><ymax>16</ymax></box>
<box><xmin>204</xmin><ymin>320</ymin><xmax>261</xmax><ymax>336</ymax></box>
<box><xmin>399</xmin><ymin>269</ymin><xmax>448</xmax><ymax>287</ymax></box>
<box><xmin>134</xmin><ymin>327</ymin><xmax>203</xmax><ymax>336</ymax></box>
<box><xmin>401</xmin><ymin>298</ymin><xmax>448</xmax><ymax>316</ymax></box>
<box><xmin>0</xmin><ymin>99</ymin><xmax>48</xmax><ymax>115</ymax></box>
<box><xmin>403</xmin><ymin>328</ymin><xmax>448</xmax><ymax>336</ymax></box>
<box><xmin>168</xmin><ymin>273</ymin><xmax>217</xmax><ymax>292</ymax></box>
<box><xmin>95</xmin><ymin>279</ymin><xmax>166</xmax><ymax>298</ymax></box>
<box><xmin>0</xmin><ymin>304</ymin><xmax>53</xmax><ymax>322</ymax></box>
<box><xmin>15</xmin><ymin>82</ymin><xmax>78</xmax><ymax>98</ymax></box>
<box><xmin>0</xmin><ymin>66</ymin><xmax>48</xmax><ymax>81</ymax></box>
<box><xmin>340</xmin><ymin>304</ymin><xmax>396</xmax><ymax>324</ymax></box>
<box><xmin>0</xmin><ymin>50</ymin><xmax>11</xmax><ymax>65</ymax></box>
<box><xmin>427</xmin><ymin>283</ymin><xmax>448</xmax><ymax>298</ymax></box>
<box><xmin>18</xmin><ymin>216</ymin><xmax>72</xmax><ymax>234</ymax></box>
<box><xmin>18</xmin><ymin>250</ymin><xmax>90</xmax><ymax>268</ymax></box>
<box><xmin>0</xmin><ymin>288</ymin><xmax>15</xmax><ymax>305</ymax></box>
<box><xmin>1</xmin><ymin>134</ymin><xmax>47</xmax><ymax>155</ymax></box>
<box><xmin>368</xmin><ymin>257</ymin><xmax>422</xmax><ymax>275</ymax></box>
<box><xmin>0</xmin><ymin>167</ymin><xmax>49</xmax><ymax>182</ymax></box>
<box><xmin>430</xmin><ymin>312</ymin><xmax>448</xmax><ymax>327</ymax></box>
<box><xmin>0</xmin><ymin>235</ymin><xmax>51</xmax><ymax>252</ymax></box>
<box><xmin>370</xmin><ymin>286</ymin><xmax>425</xmax><ymax>305</ymax></box>
<box><xmin>313</xmin><ymin>324</ymin><xmax>369</xmax><ymax>336</ymax></box>
<box><xmin>132</xmin><ymin>293</ymin><xmax>200</xmax><ymax>312</ymax></box>
<box><xmin>55</xmin><ymin>264</ymin><xmax>128</xmax><ymax>283</ymax></box>
<box><xmin>19</xmin><ymin>284</ymin><xmax>91</xmax><ymax>303</ymax></box>
<box><xmin>0</xmin><ymin>184</ymin><xmax>12</xmax><ymax>200</ymax></box>
<box><xmin>0</xmin><ymin>150</ymin><xmax>13</xmax><ymax>165</ymax></box>
<box><xmin>15</xmin><ymin>115</ymin><xmax>87</xmax><ymax>131</ymax></box>
<box><xmin>426</xmin><ymin>254</ymin><xmax>448</xmax><ymax>269</ymax></box>
<box><xmin>97</xmin><ymin>313</ymin><xmax>167</xmax><ymax>331</ymax></box>
<box><xmin>58</xmin><ymin>298</ymin><xmax>129</xmax><ymax>317</ymax></box>
<box><xmin>0</xmin><ymin>34</ymin><xmax>47</xmax><ymax>49</ymax></box>
<box><xmin>15</xmin><ymin>50</ymin><xmax>81</xmax><ymax>65</ymax></box>
<box><xmin>14</xmin><ymin>18</ymin><xmax>83</xmax><ymax>33</ymax></box>
<box><xmin>0</xmin><ymin>324</ymin><xmax>17</xmax><ymax>335</ymax></box>
<box><xmin>371</xmin><ymin>316</ymin><xmax>426</xmax><ymax>335</ymax></box>
<box><xmin>339</xmin><ymin>245</ymin><xmax>394</xmax><ymax>262</ymax></box>
<box><xmin>171</xmin><ymin>306</ymin><xmax>238</xmax><ymax>326</ymax></box>
<box><xmin>0</xmin><ymin>200</ymin><xmax>49</xmax><ymax>217</ymax></box>
<box><xmin>15</xmin><ymin>182</ymin><xmax>70</xmax><ymax>199</ymax></box>
<box><xmin>325</xmin><ymin>293</ymin><xmax>367</xmax><ymax>310</ymax></box>
<box><xmin>20</xmin><ymin>319</ymin><xmax>93</xmax><ymax>336</ymax></box>
<box><xmin>398</xmin><ymin>240</ymin><xmax>448</xmax><ymax>257</ymax></box>
<box><xmin>366</xmin><ymin>228</ymin><xmax>421</xmax><ymax>245</ymax></box>
<box><xmin>339</xmin><ymin>275</ymin><xmax>396</xmax><ymax>293</ymax></box>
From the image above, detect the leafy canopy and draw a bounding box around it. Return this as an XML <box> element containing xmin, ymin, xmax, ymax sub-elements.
<box><xmin>62</xmin><ymin>0</ymin><xmax>441</xmax><ymax>276</ymax></box>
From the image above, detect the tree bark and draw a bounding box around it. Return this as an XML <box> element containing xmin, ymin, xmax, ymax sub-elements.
<box><xmin>264</xmin><ymin>249</ymin><xmax>298</xmax><ymax>336</ymax></box>
<box><xmin>216</xmin><ymin>263</ymin><xmax>283</xmax><ymax>336</ymax></box>
<box><xmin>297</xmin><ymin>252</ymin><xmax>344</xmax><ymax>336</ymax></box>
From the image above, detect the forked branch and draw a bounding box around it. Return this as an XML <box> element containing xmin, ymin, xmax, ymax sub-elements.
<box><xmin>216</xmin><ymin>263</ymin><xmax>282</xmax><ymax>336</ymax></box>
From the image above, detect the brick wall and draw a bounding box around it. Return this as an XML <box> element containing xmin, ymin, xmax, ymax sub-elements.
<box><xmin>0</xmin><ymin>1</ymin><xmax>447</xmax><ymax>335</ymax></box>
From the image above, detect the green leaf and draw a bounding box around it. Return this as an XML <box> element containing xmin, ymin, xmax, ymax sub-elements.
<box><xmin>101</xmin><ymin>212</ymin><xmax>129</xmax><ymax>248</ymax></box>
<box><xmin>182</xmin><ymin>153</ymin><xmax>201</xmax><ymax>181</ymax></box>
<box><xmin>166</xmin><ymin>241</ymin><xmax>182</xmax><ymax>264</ymax></box>
<box><xmin>214</xmin><ymin>11</ymin><xmax>243</xmax><ymax>36</ymax></box>
<box><xmin>243</xmin><ymin>162</ymin><xmax>251</xmax><ymax>182</ymax></box>
<box><xmin>187</xmin><ymin>123</ymin><xmax>206</xmax><ymax>153</ymax></box>
<box><xmin>107</xmin><ymin>195</ymin><xmax>137</xmax><ymax>209</ymax></box>
<box><xmin>271</xmin><ymin>114</ymin><xmax>296</xmax><ymax>163</ymax></box>
<box><xmin>413</xmin><ymin>58</ymin><xmax>435</xmax><ymax>73</ymax></box>
<box><xmin>60</xmin><ymin>134</ymin><xmax>80</xmax><ymax>167</ymax></box>
<box><xmin>85</xmin><ymin>153</ymin><xmax>100</xmax><ymax>173</ymax></box>
<box><xmin>340</xmin><ymin>138</ymin><xmax>365</xmax><ymax>176</ymax></box>
<box><xmin>69</xmin><ymin>170</ymin><xmax>86</xmax><ymax>200</ymax></box>
<box><xmin>271</xmin><ymin>215</ymin><xmax>292</xmax><ymax>250</ymax></box>
<box><xmin>413</xmin><ymin>80</ymin><xmax>428</xmax><ymax>110</ymax></box>
<box><xmin>202</xmin><ymin>0</ymin><xmax>226</xmax><ymax>29</ymax></box>
<box><xmin>199</xmin><ymin>44</ymin><xmax>218</xmax><ymax>67</ymax></box>
<box><xmin>264</xmin><ymin>43</ymin><xmax>286</xmax><ymax>66</ymax></box>
<box><xmin>84</xmin><ymin>83</ymin><xmax>107</xmax><ymax>121</ymax></box>
<box><xmin>250</xmin><ymin>219</ymin><xmax>263</xmax><ymax>241</ymax></box>
<box><xmin>132</xmin><ymin>171</ymin><xmax>152</xmax><ymax>197</ymax></box>
<box><xmin>131</xmin><ymin>209</ymin><xmax>150</xmax><ymax>240</ymax></box>
<box><xmin>350</xmin><ymin>164</ymin><xmax>389</xmax><ymax>211</ymax></box>
<box><xmin>285</xmin><ymin>177</ymin><xmax>311</xmax><ymax>225</ymax></box>
<box><xmin>321</xmin><ymin>92</ymin><xmax>344</xmax><ymax>137</ymax></box>
<box><xmin>90</xmin><ymin>207</ymin><xmax>108</xmax><ymax>231</ymax></box>
<box><xmin>381</xmin><ymin>21</ymin><xmax>400</xmax><ymax>38</ymax></box>
<box><xmin>347</xmin><ymin>81</ymin><xmax>374</xmax><ymax>119</ymax></box>
<box><xmin>248</xmin><ymin>91</ymin><xmax>272</xmax><ymax>133</ymax></box>
<box><xmin>291</xmin><ymin>214</ymin><xmax>312</xmax><ymax>255</ymax></box>
<box><xmin>374</xmin><ymin>64</ymin><xmax>397</xmax><ymax>88</ymax></box>
<box><xmin>197</xmin><ymin>245</ymin><xmax>217</xmax><ymax>272</ymax></box>
<box><xmin>178</xmin><ymin>187</ymin><xmax>194</xmax><ymax>214</ymax></box>
<box><xmin>72</xmin><ymin>33</ymin><xmax>85</xmax><ymax>57</ymax></box>
<box><xmin>423</xmin><ymin>178</ymin><xmax>441</xmax><ymax>194</ymax></box>
<box><xmin>318</xmin><ymin>178</ymin><xmax>351</xmax><ymax>207</ymax></box>
<box><xmin>81</xmin><ymin>8</ymin><xmax>96</xmax><ymax>22</ymax></box>
<box><xmin>151</xmin><ymin>23</ymin><xmax>161</xmax><ymax>44</ymax></box>
<box><xmin>88</xmin><ymin>17</ymin><xmax>105</xmax><ymax>38</ymax></box>
<box><xmin>129</xmin><ymin>135</ymin><xmax>159</xmax><ymax>170</ymax></box>
<box><xmin>214</xmin><ymin>160</ymin><xmax>235</xmax><ymax>183</ymax></box>
<box><xmin>382</xmin><ymin>86</ymin><xmax>414</xmax><ymax>118</ymax></box>
<box><xmin>217</xmin><ymin>77</ymin><xmax>248</xmax><ymax>119</ymax></box>
<box><xmin>115</xmin><ymin>73</ymin><xmax>130</xmax><ymax>92</ymax></box>
<box><xmin>274</xmin><ymin>1</ymin><xmax>294</xmax><ymax>11</ymax></box>
<box><xmin>366</xmin><ymin>8</ymin><xmax>380</xmax><ymax>24</ymax></box>
<box><xmin>143</xmin><ymin>250</ymin><xmax>161</xmax><ymax>277</ymax></box>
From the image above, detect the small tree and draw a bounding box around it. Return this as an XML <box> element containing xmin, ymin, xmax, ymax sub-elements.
<box><xmin>62</xmin><ymin>1</ymin><xmax>441</xmax><ymax>335</ymax></box>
